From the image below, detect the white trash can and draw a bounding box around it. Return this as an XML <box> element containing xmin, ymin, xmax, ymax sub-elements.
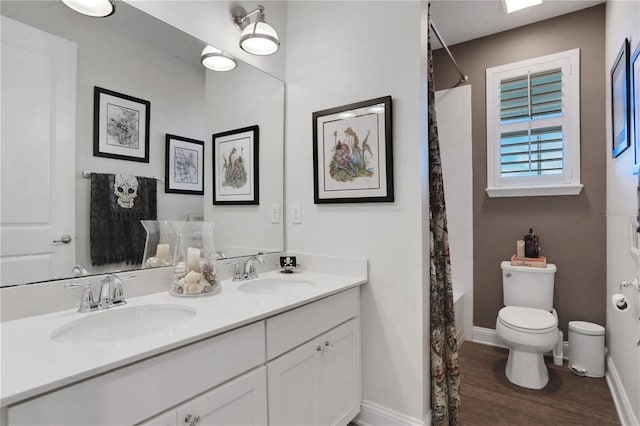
<box><xmin>568</xmin><ymin>321</ymin><xmax>605</xmax><ymax>377</ymax></box>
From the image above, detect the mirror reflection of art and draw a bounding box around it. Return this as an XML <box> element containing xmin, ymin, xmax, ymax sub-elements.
<box><xmin>93</xmin><ymin>86</ymin><xmax>150</xmax><ymax>162</ymax></box>
<box><xmin>165</xmin><ymin>134</ymin><xmax>204</xmax><ymax>195</ymax></box>
<box><xmin>313</xmin><ymin>96</ymin><xmax>393</xmax><ymax>203</ymax></box>
<box><xmin>610</xmin><ymin>38</ymin><xmax>630</xmax><ymax>158</ymax></box>
<box><xmin>212</xmin><ymin>125</ymin><xmax>259</xmax><ymax>205</ymax></box>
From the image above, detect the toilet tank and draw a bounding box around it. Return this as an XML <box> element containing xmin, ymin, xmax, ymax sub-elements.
<box><xmin>501</xmin><ymin>261</ymin><xmax>557</xmax><ymax>310</ymax></box>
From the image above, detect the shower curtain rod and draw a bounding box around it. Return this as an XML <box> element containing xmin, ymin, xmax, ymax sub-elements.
<box><xmin>429</xmin><ymin>19</ymin><xmax>468</xmax><ymax>85</ymax></box>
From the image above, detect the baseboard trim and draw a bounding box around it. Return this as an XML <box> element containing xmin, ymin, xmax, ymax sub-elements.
<box><xmin>472</xmin><ymin>326</ymin><xmax>507</xmax><ymax>349</ymax></box>
<box><xmin>606</xmin><ymin>355</ymin><xmax>639</xmax><ymax>426</ymax></box>
<box><xmin>353</xmin><ymin>400</ymin><xmax>426</xmax><ymax>426</ymax></box>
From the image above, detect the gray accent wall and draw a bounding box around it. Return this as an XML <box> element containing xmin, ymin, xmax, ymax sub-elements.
<box><xmin>432</xmin><ymin>5</ymin><xmax>606</xmax><ymax>335</ymax></box>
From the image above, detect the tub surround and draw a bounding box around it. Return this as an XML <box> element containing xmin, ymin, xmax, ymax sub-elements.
<box><xmin>0</xmin><ymin>254</ymin><xmax>367</xmax><ymax>408</ymax></box>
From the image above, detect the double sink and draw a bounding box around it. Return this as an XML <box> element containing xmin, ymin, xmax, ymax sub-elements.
<box><xmin>50</xmin><ymin>278</ymin><xmax>315</xmax><ymax>344</ymax></box>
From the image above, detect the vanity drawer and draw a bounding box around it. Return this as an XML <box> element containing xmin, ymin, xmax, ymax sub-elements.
<box><xmin>266</xmin><ymin>287</ymin><xmax>359</xmax><ymax>360</ymax></box>
<box><xmin>6</xmin><ymin>321</ymin><xmax>265</xmax><ymax>426</ymax></box>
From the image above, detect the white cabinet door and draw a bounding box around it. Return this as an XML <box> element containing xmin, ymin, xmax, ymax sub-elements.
<box><xmin>140</xmin><ymin>410</ymin><xmax>177</xmax><ymax>426</ymax></box>
<box><xmin>267</xmin><ymin>318</ymin><xmax>361</xmax><ymax>426</ymax></box>
<box><xmin>175</xmin><ymin>367</ymin><xmax>267</xmax><ymax>426</ymax></box>
<box><xmin>317</xmin><ymin>319</ymin><xmax>361</xmax><ymax>426</ymax></box>
<box><xmin>267</xmin><ymin>337</ymin><xmax>319</xmax><ymax>426</ymax></box>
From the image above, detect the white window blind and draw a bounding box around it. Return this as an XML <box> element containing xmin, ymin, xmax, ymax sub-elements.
<box><xmin>485</xmin><ymin>48</ymin><xmax>582</xmax><ymax>197</ymax></box>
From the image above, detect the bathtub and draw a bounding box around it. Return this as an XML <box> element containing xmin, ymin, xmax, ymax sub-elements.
<box><xmin>453</xmin><ymin>292</ymin><xmax>465</xmax><ymax>345</ymax></box>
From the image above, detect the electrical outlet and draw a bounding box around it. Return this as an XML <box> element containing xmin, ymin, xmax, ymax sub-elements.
<box><xmin>292</xmin><ymin>203</ymin><xmax>302</xmax><ymax>224</ymax></box>
<box><xmin>271</xmin><ymin>203</ymin><xmax>280</xmax><ymax>224</ymax></box>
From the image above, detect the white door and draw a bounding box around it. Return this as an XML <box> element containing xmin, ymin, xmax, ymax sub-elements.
<box><xmin>1</xmin><ymin>16</ymin><xmax>77</xmax><ymax>286</ymax></box>
<box><xmin>175</xmin><ymin>367</ymin><xmax>268</xmax><ymax>426</ymax></box>
<box><xmin>317</xmin><ymin>319</ymin><xmax>362</xmax><ymax>426</ymax></box>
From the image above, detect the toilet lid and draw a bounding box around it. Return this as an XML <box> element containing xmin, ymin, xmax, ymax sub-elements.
<box><xmin>498</xmin><ymin>306</ymin><xmax>557</xmax><ymax>333</ymax></box>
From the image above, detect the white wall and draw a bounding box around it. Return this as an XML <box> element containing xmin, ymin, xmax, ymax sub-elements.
<box><xmin>124</xmin><ymin>0</ymin><xmax>287</xmax><ymax>80</ymax></box>
<box><xmin>284</xmin><ymin>1</ymin><xmax>429</xmax><ymax>422</ymax></box>
<box><xmin>435</xmin><ymin>86</ymin><xmax>473</xmax><ymax>342</ymax></box>
<box><xmin>605</xmin><ymin>1</ymin><xmax>640</xmax><ymax>424</ymax></box>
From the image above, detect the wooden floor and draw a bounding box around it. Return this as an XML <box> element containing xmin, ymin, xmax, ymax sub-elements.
<box><xmin>458</xmin><ymin>341</ymin><xmax>620</xmax><ymax>425</ymax></box>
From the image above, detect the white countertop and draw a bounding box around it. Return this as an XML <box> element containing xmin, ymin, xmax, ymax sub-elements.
<box><xmin>0</xmin><ymin>270</ymin><xmax>365</xmax><ymax>407</ymax></box>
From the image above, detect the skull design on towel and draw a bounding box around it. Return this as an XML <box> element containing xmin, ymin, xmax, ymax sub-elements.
<box><xmin>114</xmin><ymin>174</ymin><xmax>138</xmax><ymax>209</ymax></box>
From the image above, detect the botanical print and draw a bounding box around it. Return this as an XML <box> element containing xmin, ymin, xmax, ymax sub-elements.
<box><xmin>222</xmin><ymin>146</ymin><xmax>248</xmax><ymax>189</ymax></box>
<box><xmin>106</xmin><ymin>103</ymin><xmax>140</xmax><ymax>149</ymax></box>
<box><xmin>322</xmin><ymin>113</ymin><xmax>380</xmax><ymax>192</ymax></box>
<box><xmin>174</xmin><ymin>146</ymin><xmax>198</xmax><ymax>184</ymax></box>
<box><xmin>329</xmin><ymin>126</ymin><xmax>374</xmax><ymax>181</ymax></box>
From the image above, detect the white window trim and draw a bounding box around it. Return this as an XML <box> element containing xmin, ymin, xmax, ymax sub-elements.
<box><xmin>485</xmin><ymin>48</ymin><xmax>583</xmax><ymax>198</ymax></box>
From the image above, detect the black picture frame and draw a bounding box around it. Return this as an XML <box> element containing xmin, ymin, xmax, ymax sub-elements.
<box><xmin>212</xmin><ymin>125</ymin><xmax>259</xmax><ymax>205</ymax></box>
<box><xmin>632</xmin><ymin>41</ymin><xmax>640</xmax><ymax>174</ymax></box>
<box><xmin>611</xmin><ymin>38</ymin><xmax>631</xmax><ymax>158</ymax></box>
<box><xmin>165</xmin><ymin>134</ymin><xmax>204</xmax><ymax>195</ymax></box>
<box><xmin>93</xmin><ymin>86</ymin><xmax>150</xmax><ymax>162</ymax></box>
<box><xmin>312</xmin><ymin>96</ymin><xmax>393</xmax><ymax>204</ymax></box>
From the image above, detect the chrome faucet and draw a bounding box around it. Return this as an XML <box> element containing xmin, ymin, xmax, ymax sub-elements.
<box><xmin>98</xmin><ymin>274</ymin><xmax>127</xmax><ymax>309</ymax></box>
<box><xmin>65</xmin><ymin>274</ymin><xmax>132</xmax><ymax>313</ymax></box>
<box><xmin>230</xmin><ymin>255</ymin><xmax>265</xmax><ymax>281</ymax></box>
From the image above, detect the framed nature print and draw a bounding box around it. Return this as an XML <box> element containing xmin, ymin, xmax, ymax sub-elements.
<box><xmin>312</xmin><ymin>96</ymin><xmax>393</xmax><ymax>203</ymax></box>
<box><xmin>93</xmin><ymin>86</ymin><xmax>150</xmax><ymax>162</ymax></box>
<box><xmin>632</xmin><ymin>42</ymin><xmax>640</xmax><ymax>174</ymax></box>
<box><xmin>165</xmin><ymin>134</ymin><xmax>204</xmax><ymax>195</ymax></box>
<box><xmin>611</xmin><ymin>38</ymin><xmax>630</xmax><ymax>158</ymax></box>
<box><xmin>212</xmin><ymin>125</ymin><xmax>259</xmax><ymax>205</ymax></box>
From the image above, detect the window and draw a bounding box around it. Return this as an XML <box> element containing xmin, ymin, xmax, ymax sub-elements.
<box><xmin>485</xmin><ymin>49</ymin><xmax>583</xmax><ymax>197</ymax></box>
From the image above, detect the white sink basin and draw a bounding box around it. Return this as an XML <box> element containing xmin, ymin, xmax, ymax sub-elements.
<box><xmin>51</xmin><ymin>304</ymin><xmax>196</xmax><ymax>344</ymax></box>
<box><xmin>238</xmin><ymin>278</ymin><xmax>316</xmax><ymax>295</ymax></box>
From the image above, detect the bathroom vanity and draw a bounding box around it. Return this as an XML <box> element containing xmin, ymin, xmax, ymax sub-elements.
<box><xmin>0</xmin><ymin>270</ymin><xmax>366</xmax><ymax>426</ymax></box>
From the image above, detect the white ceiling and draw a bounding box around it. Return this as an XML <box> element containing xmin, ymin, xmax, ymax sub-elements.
<box><xmin>429</xmin><ymin>0</ymin><xmax>605</xmax><ymax>49</ymax></box>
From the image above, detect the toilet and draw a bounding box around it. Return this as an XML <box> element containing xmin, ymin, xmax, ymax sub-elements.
<box><xmin>495</xmin><ymin>261</ymin><xmax>558</xmax><ymax>389</ymax></box>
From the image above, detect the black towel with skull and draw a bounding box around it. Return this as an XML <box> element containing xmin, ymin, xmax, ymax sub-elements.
<box><xmin>90</xmin><ymin>173</ymin><xmax>157</xmax><ymax>266</ymax></box>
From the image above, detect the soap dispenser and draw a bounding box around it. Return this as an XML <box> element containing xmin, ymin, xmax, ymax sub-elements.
<box><xmin>524</xmin><ymin>228</ymin><xmax>540</xmax><ymax>258</ymax></box>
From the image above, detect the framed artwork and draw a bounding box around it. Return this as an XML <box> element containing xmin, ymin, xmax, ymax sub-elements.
<box><xmin>611</xmin><ymin>38</ymin><xmax>630</xmax><ymax>158</ymax></box>
<box><xmin>165</xmin><ymin>134</ymin><xmax>204</xmax><ymax>195</ymax></box>
<box><xmin>93</xmin><ymin>86</ymin><xmax>150</xmax><ymax>162</ymax></box>
<box><xmin>212</xmin><ymin>125</ymin><xmax>259</xmax><ymax>205</ymax></box>
<box><xmin>632</xmin><ymin>42</ymin><xmax>640</xmax><ymax>174</ymax></box>
<box><xmin>312</xmin><ymin>96</ymin><xmax>393</xmax><ymax>203</ymax></box>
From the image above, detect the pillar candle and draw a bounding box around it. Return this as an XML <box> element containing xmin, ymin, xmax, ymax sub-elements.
<box><xmin>186</xmin><ymin>247</ymin><xmax>201</xmax><ymax>272</ymax></box>
<box><xmin>156</xmin><ymin>244</ymin><xmax>170</xmax><ymax>261</ymax></box>
<box><xmin>516</xmin><ymin>240</ymin><xmax>525</xmax><ymax>258</ymax></box>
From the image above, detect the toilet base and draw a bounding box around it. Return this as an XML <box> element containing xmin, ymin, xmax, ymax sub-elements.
<box><xmin>505</xmin><ymin>349</ymin><xmax>549</xmax><ymax>389</ymax></box>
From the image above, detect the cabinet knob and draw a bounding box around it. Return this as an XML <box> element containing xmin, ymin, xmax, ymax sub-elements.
<box><xmin>316</xmin><ymin>345</ymin><xmax>323</xmax><ymax>352</ymax></box>
<box><xmin>185</xmin><ymin>414</ymin><xmax>200</xmax><ymax>426</ymax></box>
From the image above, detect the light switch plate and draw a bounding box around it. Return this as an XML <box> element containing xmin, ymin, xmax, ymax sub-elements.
<box><xmin>271</xmin><ymin>203</ymin><xmax>280</xmax><ymax>224</ymax></box>
<box><xmin>292</xmin><ymin>203</ymin><xmax>302</xmax><ymax>224</ymax></box>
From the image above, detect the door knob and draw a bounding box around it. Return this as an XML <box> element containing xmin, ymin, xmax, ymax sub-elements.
<box><xmin>53</xmin><ymin>234</ymin><xmax>72</xmax><ymax>244</ymax></box>
<box><xmin>184</xmin><ymin>414</ymin><xmax>200</xmax><ymax>426</ymax></box>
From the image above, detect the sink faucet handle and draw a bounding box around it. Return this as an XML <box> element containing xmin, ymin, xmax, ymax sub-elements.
<box><xmin>227</xmin><ymin>260</ymin><xmax>244</xmax><ymax>281</ymax></box>
<box><xmin>111</xmin><ymin>275</ymin><xmax>127</xmax><ymax>306</ymax></box>
<box><xmin>64</xmin><ymin>282</ymin><xmax>94</xmax><ymax>313</ymax></box>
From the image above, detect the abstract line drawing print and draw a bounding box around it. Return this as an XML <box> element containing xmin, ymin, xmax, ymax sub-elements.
<box><xmin>106</xmin><ymin>103</ymin><xmax>140</xmax><ymax>149</ymax></box>
<box><xmin>174</xmin><ymin>147</ymin><xmax>199</xmax><ymax>184</ymax></box>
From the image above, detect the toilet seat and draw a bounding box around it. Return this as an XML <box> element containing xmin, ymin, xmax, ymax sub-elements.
<box><xmin>498</xmin><ymin>306</ymin><xmax>557</xmax><ymax>334</ymax></box>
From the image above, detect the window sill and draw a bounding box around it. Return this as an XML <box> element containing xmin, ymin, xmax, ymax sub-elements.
<box><xmin>485</xmin><ymin>184</ymin><xmax>583</xmax><ymax>198</ymax></box>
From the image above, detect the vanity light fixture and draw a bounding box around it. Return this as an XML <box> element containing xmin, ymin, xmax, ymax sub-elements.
<box><xmin>60</xmin><ymin>0</ymin><xmax>115</xmax><ymax>17</ymax></box>
<box><xmin>231</xmin><ymin>4</ymin><xmax>280</xmax><ymax>56</ymax></box>
<box><xmin>201</xmin><ymin>45</ymin><xmax>237</xmax><ymax>72</ymax></box>
<box><xmin>502</xmin><ymin>0</ymin><xmax>542</xmax><ymax>14</ymax></box>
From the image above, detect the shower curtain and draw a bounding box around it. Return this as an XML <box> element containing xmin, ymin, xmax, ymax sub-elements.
<box><xmin>428</xmin><ymin>5</ymin><xmax>461</xmax><ymax>425</ymax></box>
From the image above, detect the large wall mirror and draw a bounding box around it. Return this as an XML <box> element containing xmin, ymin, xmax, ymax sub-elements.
<box><xmin>0</xmin><ymin>1</ymin><xmax>284</xmax><ymax>287</ymax></box>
